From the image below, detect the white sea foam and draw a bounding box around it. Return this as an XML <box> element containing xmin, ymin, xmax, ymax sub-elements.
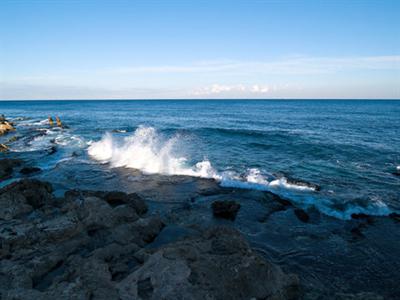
<box><xmin>88</xmin><ymin>126</ymin><xmax>393</xmax><ymax>220</ymax></box>
<box><xmin>88</xmin><ymin>126</ymin><xmax>317</xmax><ymax>193</ymax></box>
<box><xmin>397</xmin><ymin>166</ymin><xmax>400</xmax><ymax>171</ymax></box>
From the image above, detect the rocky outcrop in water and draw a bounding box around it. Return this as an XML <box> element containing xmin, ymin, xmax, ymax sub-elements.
<box><xmin>20</xmin><ymin>167</ymin><xmax>42</xmax><ymax>175</ymax></box>
<box><xmin>0</xmin><ymin>144</ymin><xmax>9</xmax><ymax>153</ymax></box>
<box><xmin>0</xmin><ymin>158</ymin><xmax>22</xmax><ymax>181</ymax></box>
<box><xmin>0</xmin><ymin>179</ymin><xmax>300</xmax><ymax>300</ymax></box>
<box><xmin>0</xmin><ymin>115</ymin><xmax>15</xmax><ymax>136</ymax></box>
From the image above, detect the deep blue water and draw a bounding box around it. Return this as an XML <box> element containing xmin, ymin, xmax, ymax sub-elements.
<box><xmin>1</xmin><ymin>100</ymin><xmax>399</xmax><ymax>219</ymax></box>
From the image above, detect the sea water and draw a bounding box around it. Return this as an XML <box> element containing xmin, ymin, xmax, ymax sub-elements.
<box><xmin>1</xmin><ymin>100</ymin><xmax>399</xmax><ymax>219</ymax></box>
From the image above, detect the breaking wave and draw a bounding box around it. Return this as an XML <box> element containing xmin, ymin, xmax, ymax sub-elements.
<box><xmin>88</xmin><ymin>126</ymin><xmax>393</xmax><ymax>220</ymax></box>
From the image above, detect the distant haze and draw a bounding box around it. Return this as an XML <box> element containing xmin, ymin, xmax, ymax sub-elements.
<box><xmin>1</xmin><ymin>0</ymin><xmax>399</xmax><ymax>100</ymax></box>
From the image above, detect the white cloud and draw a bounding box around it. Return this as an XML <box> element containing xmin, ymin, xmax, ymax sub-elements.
<box><xmin>1</xmin><ymin>55</ymin><xmax>399</xmax><ymax>99</ymax></box>
<box><xmin>191</xmin><ymin>84</ymin><xmax>284</xmax><ymax>97</ymax></box>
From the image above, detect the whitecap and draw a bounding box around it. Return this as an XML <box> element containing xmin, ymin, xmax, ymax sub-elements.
<box><xmin>88</xmin><ymin>126</ymin><xmax>393</xmax><ymax>220</ymax></box>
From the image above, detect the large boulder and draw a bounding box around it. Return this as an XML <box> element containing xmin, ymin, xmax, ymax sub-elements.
<box><xmin>117</xmin><ymin>226</ymin><xmax>300</xmax><ymax>300</ymax></box>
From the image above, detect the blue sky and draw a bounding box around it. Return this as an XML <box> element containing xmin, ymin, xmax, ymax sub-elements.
<box><xmin>0</xmin><ymin>0</ymin><xmax>399</xmax><ymax>99</ymax></box>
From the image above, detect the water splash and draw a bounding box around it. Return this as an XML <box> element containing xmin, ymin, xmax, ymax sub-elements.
<box><xmin>88</xmin><ymin>126</ymin><xmax>393</xmax><ymax>220</ymax></box>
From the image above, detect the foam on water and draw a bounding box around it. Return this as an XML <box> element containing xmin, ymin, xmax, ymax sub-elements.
<box><xmin>88</xmin><ymin>127</ymin><xmax>317</xmax><ymax>191</ymax></box>
<box><xmin>88</xmin><ymin>126</ymin><xmax>393</xmax><ymax>220</ymax></box>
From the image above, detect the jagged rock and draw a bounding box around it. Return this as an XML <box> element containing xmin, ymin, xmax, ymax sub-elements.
<box><xmin>211</xmin><ymin>200</ymin><xmax>241</xmax><ymax>220</ymax></box>
<box><xmin>56</xmin><ymin>116</ymin><xmax>62</xmax><ymax>127</ymax></box>
<box><xmin>0</xmin><ymin>180</ymin><xmax>301</xmax><ymax>300</ymax></box>
<box><xmin>48</xmin><ymin>116</ymin><xmax>54</xmax><ymax>126</ymax></box>
<box><xmin>0</xmin><ymin>122</ymin><xmax>15</xmax><ymax>136</ymax></box>
<box><xmin>286</xmin><ymin>177</ymin><xmax>321</xmax><ymax>191</ymax></box>
<box><xmin>0</xmin><ymin>179</ymin><xmax>53</xmax><ymax>220</ymax></box>
<box><xmin>65</xmin><ymin>190</ymin><xmax>148</xmax><ymax>217</ymax></box>
<box><xmin>0</xmin><ymin>143</ymin><xmax>9</xmax><ymax>152</ymax></box>
<box><xmin>20</xmin><ymin>167</ymin><xmax>42</xmax><ymax>175</ymax></box>
<box><xmin>0</xmin><ymin>115</ymin><xmax>15</xmax><ymax>136</ymax></box>
<box><xmin>117</xmin><ymin>226</ymin><xmax>300</xmax><ymax>300</ymax></box>
<box><xmin>0</xmin><ymin>158</ymin><xmax>22</xmax><ymax>181</ymax></box>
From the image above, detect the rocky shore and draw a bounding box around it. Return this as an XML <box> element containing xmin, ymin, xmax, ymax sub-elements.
<box><xmin>0</xmin><ymin>177</ymin><xmax>300</xmax><ymax>300</ymax></box>
<box><xmin>0</xmin><ymin>115</ymin><xmax>399</xmax><ymax>299</ymax></box>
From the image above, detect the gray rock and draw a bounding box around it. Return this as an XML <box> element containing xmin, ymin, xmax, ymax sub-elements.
<box><xmin>117</xmin><ymin>226</ymin><xmax>300</xmax><ymax>300</ymax></box>
<box><xmin>0</xmin><ymin>179</ymin><xmax>53</xmax><ymax>220</ymax></box>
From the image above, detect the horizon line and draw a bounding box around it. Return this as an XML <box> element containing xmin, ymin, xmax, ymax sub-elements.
<box><xmin>1</xmin><ymin>98</ymin><xmax>400</xmax><ymax>102</ymax></box>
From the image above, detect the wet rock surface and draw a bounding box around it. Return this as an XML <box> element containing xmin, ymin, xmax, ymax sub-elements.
<box><xmin>211</xmin><ymin>200</ymin><xmax>241</xmax><ymax>220</ymax></box>
<box><xmin>0</xmin><ymin>115</ymin><xmax>15</xmax><ymax>136</ymax></box>
<box><xmin>0</xmin><ymin>179</ymin><xmax>300</xmax><ymax>300</ymax></box>
<box><xmin>20</xmin><ymin>166</ymin><xmax>42</xmax><ymax>175</ymax></box>
<box><xmin>0</xmin><ymin>158</ymin><xmax>22</xmax><ymax>181</ymax></box>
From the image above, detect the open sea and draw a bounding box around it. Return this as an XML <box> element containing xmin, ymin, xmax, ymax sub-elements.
<box><xmin>1</xmin><ymin>100</ymin><xmax>399</xmax><ymax>219</ymax></box>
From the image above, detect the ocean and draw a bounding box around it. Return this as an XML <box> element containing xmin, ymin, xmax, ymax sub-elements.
<box><xmin>2</xmin><ymin>99</ymin><xmax>400</xmax><ymax>297</ymax></box>
<box><xmin>1</xmin><ymin>100</ymin><xmax>399</xmax><ymax>219</ymax></box>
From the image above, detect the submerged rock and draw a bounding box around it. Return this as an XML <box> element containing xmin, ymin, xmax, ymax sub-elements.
<box><xmin>212</xmin><ymin>200</ymin><xmax>241</xmax><ymax>220</ymax></box>
<box><xmin>20</xmin><ymin>167</ymin><xmax>42</xmax><ymax>175</ymax></box>
<box><xmin>294</xmin><ymin>208</ymin><xmax>310</xmax><ymax>223</ymax></box>
<box><xmin>0</xmin><ymin>158</ymin><xmax>22</xmax><ymax>181</ymax></box>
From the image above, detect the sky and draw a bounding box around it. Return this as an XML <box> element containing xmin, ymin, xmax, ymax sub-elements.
<box><xmin>0</xmin><ymin>0</ymin><xmax>399</xmax><ymax>100</ymax></box>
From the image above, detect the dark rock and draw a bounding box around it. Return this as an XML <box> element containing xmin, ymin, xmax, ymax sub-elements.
<box><xmin>126</xmin><ymin>193</ymin><xmax>148</xmax><ymax>216</ymax></box>
<box><xmin>286</xmin><ymin>177</ymin><xmax>321</xmax><ymax>191</ymax></box>
<box><xmin>212</xmin><ymin>200</ymin><xmax>241</xmax><ymax>220</ymax></box>
<box><xmin>350</xmin><ymin>224</ymin><xmax>366</xmax><ymax>239</ymax></box>
<box><xmin>137</xmin><ymin>277</ymin><xmax>154</xmax><ymax>299</ymax></box>
<box><xmin>104</xmin><ymin>191</ymin><xmax>128</xmax><ymax>207</ymax></box>
<box><xmin>47</xmin><ymin>146</ymin><xmax>57</xmax><ymax>155</ymax></box>
<box><xmin>117</xmin><ymin>226</ymin><xmax>300</xmax><ymax>300</ymax></box>
<box><xmin>389</xmin><ymin>212</ymin><xmax>400</xmax><ymax>222</ymax></box>
<box><xmin>0</xmin><ymin>179</ymin><xmax>53</xmax><ymax>219</ymax></box>
<box><xmin>294</xmin><ymin>208</ymin><xmax>310</xmax><ymax>223</ymax></box>
<box><xmin>105</xmin><ymin>191</ymin><xmax>147</xmax><ymax>215</ymax></box>
<box><xmin>20</xmin><ymin>167</ymin><xmax>42</xmax><ymax>175</ymax></box>
<box><xmin>351</xmin><ymin>213</ymin><xmax>374</xmax><ymax>224</ymax></box>
<box><xmin>0</xmin><ymin>158</ymin><xmax>22</xmax><ymax>181</ymax></box>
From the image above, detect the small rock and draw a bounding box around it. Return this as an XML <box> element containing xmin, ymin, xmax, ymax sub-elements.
<box><xmin>0</xmin><ymin>158</ymin><xmax>22</xmax><ymax>180</ymax></box>
<box><xmin>0</xmin><ymin>119</ymin><xmax>15</xmax><ymax>136</ymax></box>
<box><xmin>20</xmin><ymin>167</ymin><xmax>42</xmax><ymax>175</ymax></box>
<box><xmin>48</xmin><ymin>116</ymin><xmax>54</xmax><ymax>126</ymax></box>
<box><xmin>389</xmin><ymin>212</ymin><xmax>400</xmax><ymax>222</ymax></box>
<box><xmin>294</xmin><ymin>208</ymin><xmax>310</xmax><ymax>223</ymax></box>
<box><xmin>0</xmin><ymin>143</ymin><xmax>9</xmax><ymax>152</ymax></box>
<box><xmin>212</xmin><ymin>200</ymin><xmax>241</xmax><ymax>220</ymax></box>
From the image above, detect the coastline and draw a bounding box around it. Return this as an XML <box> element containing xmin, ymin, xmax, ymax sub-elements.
<box><xmin>1</xmin><ymin>110</ymin><xmax>399</xmax><ymax>299</ymax></box>
<box><xmin>1</xmin><ymin>157</ymin><xmax>399</xmax><ymax>299</ymax></box>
